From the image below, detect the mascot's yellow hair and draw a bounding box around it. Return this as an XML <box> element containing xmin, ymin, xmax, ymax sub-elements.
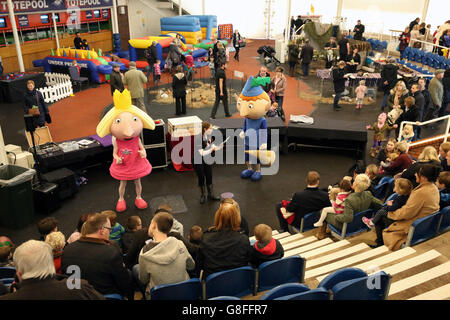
<box><xmin>239</xmin><ymin>91</ymin><xmax>270</xmax><ymax>102</ymax></box>
<box><xmin>96</xmin><ymin>89</ymin><xmax>155</xmax><ymax>138</ymax></box>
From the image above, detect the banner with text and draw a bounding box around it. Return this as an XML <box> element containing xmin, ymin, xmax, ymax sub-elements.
<box><xmin>0</xmin><ymin>0</ymin><xmax>114</xmax><ymax>14</ymax></box>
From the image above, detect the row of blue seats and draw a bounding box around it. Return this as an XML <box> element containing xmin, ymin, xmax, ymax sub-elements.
<box><xmin>345</xmin><ymin>35</ymin><xmax>388</xmax><ymax>52</ymax></box>
<box><xmin>148</xmin><ymin>264</ymin><xmax>391</xmax><ymax>300</ymax></box>
<box><xmin>402</xmin><ymin>47</ymin><xmax>450</xmax><ymax>70</ymax></box>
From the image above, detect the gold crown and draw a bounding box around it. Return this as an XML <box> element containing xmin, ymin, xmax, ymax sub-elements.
<box><xmin>113</xmin><ymin>89</ymin><xmax>132</xmax><ymax>110</ymax></box>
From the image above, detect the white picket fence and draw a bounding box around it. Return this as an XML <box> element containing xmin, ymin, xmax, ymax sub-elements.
<box><xmin>38</xmin><ymin>72</ymin><xmax>73</xmax><ymax>103</ymax></box>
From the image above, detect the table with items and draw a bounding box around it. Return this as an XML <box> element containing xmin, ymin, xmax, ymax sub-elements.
<box><xmin>0</xmin><ymin>72</ymin><xmax>46</xmax><ymax>103</ymax></box>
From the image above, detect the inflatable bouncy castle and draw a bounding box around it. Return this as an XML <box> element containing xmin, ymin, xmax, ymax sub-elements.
<box><xmin>160</xmin><ymin>16</ymin><xmax>202</xmax><ymax>44</ymax></box>
<box><xmin>189</xmin><ymin>15</ymin><xmax>218</xmax><ymax>41</ymax></box>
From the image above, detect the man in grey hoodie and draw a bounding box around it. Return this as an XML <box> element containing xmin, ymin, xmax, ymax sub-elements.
<box><xmin>138</xmin><ymin>212</ymin><xmax>194</xmax><ymax>298</ymax></box>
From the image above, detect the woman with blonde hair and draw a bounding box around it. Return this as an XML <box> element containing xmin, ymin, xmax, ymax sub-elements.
<box><xmin>400</xmin><ymin>145</ymin><xmax>441</xmax><ymax>188</ymax></box>
<box><xmin>409</xmin><ymin>24</ymin><xmax>423</xmax><ymax>48</ymax></box>
<box><xmin>387</xmin><ymin>80</ymin><xmax>409</xmax><ymax>111</ymax></box>
<box><xmin>197</xmin><ymin>198</ymin><xmax>251</xmax><ymax>278</ymax></box>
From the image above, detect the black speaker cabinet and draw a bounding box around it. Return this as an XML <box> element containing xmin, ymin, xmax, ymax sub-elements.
<box><xmin>146</xmin><ymin>145</ymin><xmax>168</xmax><ymax>169</ymax></box>
<box><xmin>41</xmin><ymin>168</ymin><xmax>77</xmax><ymax>200</ymax></box>
<box><xmin>142</xmin><ymin>120</ymin><xmax>165</xmax><ymax>145</ymax></box>
<box><xmin>33</xmin><ymin>182</ymin><xmax>61</xmax><ymax>215</ymax></box>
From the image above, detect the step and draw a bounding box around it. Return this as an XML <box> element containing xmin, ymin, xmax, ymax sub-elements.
<box><xmin>284</xmin><ymin>238</ymin><xmax>333</xmax><ymax>257</ymax></box>
<box><xmin>249</xmin><ymin>230</ymin><xmax>278</xmax><ymax>242</ymax></box>
<box><xmin>316</xmin><ymin>247</ymin><xmax>416</xmax><ymax>283</ymax></box>
<box><xmin>272</xmin><ymin>232</ymin><xmax>291</xmax><ymax>240</ymax></box>
<box><xmin>380</xmin><ymin>250</ymin><xmax>442</xmax><ymax>276</ymax></box>
<box><xmin>408</xmin><ymin>283</ymin><xmax>450</xmax><ymax>300</ymax></box>
<box><xmin>306</xmin><ymin>243</ymin><xmax>369</xmax><ymax>270</ymax></box>
<box><xmin>282</xmin><ymin>236</ymin><xmax>318</xmax><ymax>251</ymax></box>
<box><xmin>279</xmin><ymin>233</ymin><xmax>305</xmax><ymax>245</ymax></box>
<box><xmin>300</xmin><ymin>240</ymin><xmax>351</xmax><ymax>260</ymax></box>
<box><xmin>305</xmin><ymin>246</ymin><xmax>389</xmax><ymax>280</ymax></box>
<box><xmin>389</xmin><ymin>261</ymin><xmax>450</xmax><ymax>296</ymax></box>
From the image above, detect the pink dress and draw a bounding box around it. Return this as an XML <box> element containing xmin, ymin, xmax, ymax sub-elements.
<box><xmin>110</xmin><ymin>136</ymin><xmax>152</xmax><ymax>181</ymax></box>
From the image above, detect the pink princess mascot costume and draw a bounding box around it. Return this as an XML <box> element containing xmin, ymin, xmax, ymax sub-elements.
<box><xmin>96</xmin><ymin>89</ymin><xmax>155</xmax><ymax>212</ymax></box>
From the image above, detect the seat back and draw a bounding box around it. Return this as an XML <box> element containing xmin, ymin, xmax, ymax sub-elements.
<box><xmin>275</xmin><ymin>287</ymin><xmax>330</xmax><ymax>300</ymax></box>
<box><xmin>150</xmin><ymin>278</ymin><xmax>202</xmax><ymax>300</ymax></box>
<box><xmin>332</xmin><ymin>271</ymin><xmax>391</xmax><ymax>300</ymax></box>
<box><xmin>406</xmin><ymin>210</ymin><xmax>442</xmax><ymax>247</ymax></box>
<box><xmin>208</xmin><ymin>296</ymin><xmax>241</xmax><ymax>300</ymax></box>
<box><xmin>328</xmin><ymin>209</ymin><xmax>374</xmax><ymax>238</ymax></box>
<box><xmin>68</xmin><ymin>66</ymin><xmax>80</xmax><ymax>80</ymax></box>
<box><xmin>257</xmin><ymin>256</ymin><xmax>306</xmax><ymax>293</ymax></box>
<box><xmin>300</xmin><ymin>211</ymin><xmax>320</xmax><ymax>232</ymax></box>
<box><xmin>205</xmin><ymin>266</ymin><xmax>255</xmax><ymax>299</ymax></box>
<box><xmin>0</xmin><ymin>278</ymin><xmax>14</xmax><ymax>287</ymax></box>
<box><xmin>373</xmin><ymin>177</ymin><xmax>394</xmax><ymax>199</ymax></box>
<box><xmin>260</xmin><ymin>283</ymin><xmax>310</xmax><ymax>300</ymax></box>
<box><xmin>318</xmin><ymin>268</ymin><xmax>368</xmax><ymax>290</ymax></box>
<box><xmin>103</xmin><ymin>294</ymin><xmax>123</xmax><ymax>300</ymax></box>
<box><xmin>438</xmin><ymin>206</ymin><xmax>450</xmax><ymax>233</ymax></box>
<box><xmin>0</xmin><ymin>267</ymin><xmax>16</xmax><ymax>279</ymax></box>
<box><xmin>385</xmin><ymin>192</ymin><xmax>398</xmax><ymax>203</ymax></box>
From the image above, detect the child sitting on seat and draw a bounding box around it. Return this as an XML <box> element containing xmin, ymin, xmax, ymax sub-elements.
<box><xmin>0</xmin><ymin>236</ymin><xmax>14</xmax><ymax>268</ymax></box>
<box><xmin>314</xmin><ymin>179</ymin><xmax>353</xmax><ymax>227</ymax></box>
<box><xmin>362</xmin><ymin>178</ymin><xmax>412</xmax><ymax>228</ymax></box>
<box><xmin>122</xmin><ymin>215</ymin><xmax>142</xmax><ymax>255</ymax></box>
<box><xmin>250</xmin><ymin>224</ymin><xmax>284</xmax><ymax>267</ymax></box>
<box><xmin>45</xmin><ymin>231</ymin><xmax>65</xmax><ymax>274</ymax></box>
<box><xmin>102</xmin><ymin>210</ymin><xmax>125</xmax><ymax>247</ymax></box>
<box><xmin>436</xmin><ymin>171</ymin><xmax>450</xmax><ymax>210</ymax></box>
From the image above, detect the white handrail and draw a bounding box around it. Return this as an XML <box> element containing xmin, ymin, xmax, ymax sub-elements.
<box><xmin>398</xmin><ymin>115</ymin><xmax>450</xmax><ymax>143</ymax></box>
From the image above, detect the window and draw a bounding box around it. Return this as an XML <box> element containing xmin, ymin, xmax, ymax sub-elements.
<box><xmin>93</xmin><ymin>10</ymin><xmax>100</xmax><ymax>18</ymax></box>
<box><xmin>54</xmin><ymin>13</ymin><xmax>60</xmax><ymax>23</ymax></box>
<box><xmin>0</xmin><ymin>18</ymin><xmax>6</xmax><ymax>28</ymax></box>
<box><xmin>40</xmin><ymin>14</ymin><xmax>49</xmax><ymax>24</ymax></box>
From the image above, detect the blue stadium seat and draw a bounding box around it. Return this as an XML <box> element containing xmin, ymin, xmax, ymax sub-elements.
<box><xmin>300</xmin><ymin>211</ymin><xmax>320</xmax><ymax>232</ymax></box>
<box><xmin>405</xmin><ymin>210</ymin><xmax>442</xmax><ymax>247</ymax></box>
<box><xmin>438</xmin><ymin>206</ymin><xmax>450</xmax><ymax>233</ymax></box>
<box><xmin>275</xmin><ymin>287</ymin><xmax>330</xmax><ymax>300</ymax></box>
<box><xmin>205</xmin><ymin>266</ymin><xmax>255</xmax><ymax>299</ymax></box>
<box><xmin>260</xmin><ymin>283</ymin><xmax>310</xmax><ymax>300</ymax></box>
<box><xmin>150</xmin><ymin>278</ymin><xmax>202</xmax><ymax>300</ymax></box>
<box><xmin>257</xmin><ymin>256</ymin><xmax>306</xmax><ymax>293</ymax></box>
<box><xmin>318</xmin><ymin>268</ymin><xmax>368</xmax><ymax>290</ymax></box>
<box><xmin>0</xmin><ymin>278</ymin><xmax>14</xmax><ymax>287</ymax></box>
<box><xmin>208</xmin><ymin>296</ymin><xmax>241</xmax><ymax>300</ymax></box>
<box><xmin>385</xmin><ymin>192</ymin><xmax>398</xmax><ymax>203</ymax></box>
<box><xmin>331</xmin><ymin>271</ymin><xmax>391</xmax><ymax>300</ymax></box>
<box><xmin>104</xmin><ymin>294</ymin><xmax>123</xmax><ymax>300</ymax></box>
<box><xmin>328</xmin><ymin>209</ymin><xmax>374</xmax><ymax>239</ymax></box>
<box><xmin>373</xmin><ymin>177</ymin><xmax>394</xmax><ymax>199</ymax></box>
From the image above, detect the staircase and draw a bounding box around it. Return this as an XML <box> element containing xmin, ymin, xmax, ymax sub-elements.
<box><xmin>155</xmin><ymin>0</ymin><xmax>190</xmax><ymax>15</ymax></box>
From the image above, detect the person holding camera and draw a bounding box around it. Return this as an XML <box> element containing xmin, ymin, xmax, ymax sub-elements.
<box><xmin>24</xmin><ymin>80</ymin><xmax>51</xmax><ymax>128</ymax></box>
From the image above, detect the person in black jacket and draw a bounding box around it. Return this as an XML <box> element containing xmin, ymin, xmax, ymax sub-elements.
<box><xmin>337</xmin><ymin>31</ymin><xmax>351</xmax><ymax>62</ymax></box>
<box><xmin>380</xmin><ymin>59</ymin><xmax>400</xmax><ymax>111</ymax></box>
<box><xmin>418</xmin><ymin>78</ymin><xmax>433</xmax><ymax>121</ymax></box>
<box><xmin>353</xmin><ymin>20</ymin><xmax>365</xmax><ymax>40</ymax></box>
<box><xmin>110</xmin><ymin>64</ymin><xmax>124</xmax><ymax>96</ymax></box>
<box><xmin>193</xmin><ymin>121</ymin><xmax>221</xmax><ymax>204</ymax></box>
<box><xmin>250</xmin><ymin>224</ymin><xmax>284</xmax><ymax>267</ymax></box>
<box><xmin>24</xmin><ymin>80</ymin><xmax>50</xmax><ymax>129</ymax></box>
<box><xmin>145</xmin><ymin>41</ymin><xmax>158</xmax><ymax>79</ymax></box>
<box><xmin>287</xmin><ymin>43</ymin><xmax>299</xmax><ymax>77</ymax></box>
<box><xmin>345</xmin><ymin>47</ymin><xmax>361</xmax><ymax>73</ymax></box>
<box><xmin>232</xmin><ymin>29</ymin><xmax>242</xmax><ymax>61</ymax></box>
<box><xmin>410</xmin><ymin>82</ymin><xmax>425</xmax><ymax>138</ymax></box>
<box><xmin>61</xmin><ymin>213</ymin><xmax>133</xmax><ymax>300</ymax></box>
<box><xmin>198</xmin><ymin>198</ymin><xmax>251</xmax><ymax>279</ymax></box>
<box><xmin>172</xmin><ymin>65</ymin><xmax>187</xmax><ymax>115</ymax></box>
<box><xmin>122</xmin><ymin>216</ymin><xmax>142</xmax><ymax>255</ymax></box>
<box><xmin>324</xmin><ymin>37</ymin><xmax>338</xmax><ymax>68</ymax></box>
<box><xmin>332</xmin><ymin>61</ymin><xmax>349</xmax><ymax>111</ymax></box>
<box><xmin>409</xmin><ymin>18</ymin><xmax>420</xmax><ymax>32</ymax></box>
<box><xmin>275</xmin><ymin>171</ymin><xmax>331</xmax><ymax>232</ymax></box>
<box><xmin>0</xmin><ymin>240</ymin><xmax>104</xmax><ymax>300</ymax></box>
<box><xmin>300</xmin><ymin>39</ymin><xmax>314</xmax><ymax>77</ymax></box>
<box><xmin>73</xmin><ymin>32</ymin><xmax>82</xmax><ymax>49</ymax></box>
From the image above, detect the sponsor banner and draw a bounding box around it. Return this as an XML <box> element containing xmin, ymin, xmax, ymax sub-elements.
<box><xmin>17</xmin><ymin>14</ymin><xmax>28</xmax><ymax>27</ymax></box>
<box><xmin>0</xmin><ymin>0</ymin><xmax>113</xmax><ymax>14</ymax></box>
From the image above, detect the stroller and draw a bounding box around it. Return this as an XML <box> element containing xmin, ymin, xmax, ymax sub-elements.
<box><xmin>257</xmin><ymin>46</ymin><xmax>281</xmax><ymax>66</ymax></box>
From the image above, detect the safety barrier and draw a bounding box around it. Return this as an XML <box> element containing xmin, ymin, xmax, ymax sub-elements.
<box><xmin>38</xmin><ymin>72</ymin><xmax>73</xmax><ymax>103</ymax></box>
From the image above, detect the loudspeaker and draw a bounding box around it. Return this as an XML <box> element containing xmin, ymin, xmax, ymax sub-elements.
<box><xmin>33</xmin><ymin>182</ymin><xmax>61</xmax><ymax>215</ymax></box>
<box><xmin>146</xmin><ymin>145</ymin><xmax>167</xmax><ymax>168</ymax></box>
<box><xmin>142</xmin><ymin>121</ymin><xmax>165</xmax><ymax>145</ymax></box>
<box><xmin>24</xmin><ymin>114</ymin><xmax>35</xmax><ymax>132</ymax></box>
<box><xmin>41</xmin><ymin>168</ymin><xmax>77</xmax><ymax>200</ymax></box>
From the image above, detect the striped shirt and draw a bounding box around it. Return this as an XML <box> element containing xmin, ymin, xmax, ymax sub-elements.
<box><xmin>332</xmin><ymin>191</ymin><xmax>351</xmax><ymax>214</ymax></box>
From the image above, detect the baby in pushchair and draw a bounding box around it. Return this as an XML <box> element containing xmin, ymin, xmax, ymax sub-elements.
<box><xmin>257</xmin><ymin>46</ymin><xmax>281</xmax><ymax>66</ymax></box>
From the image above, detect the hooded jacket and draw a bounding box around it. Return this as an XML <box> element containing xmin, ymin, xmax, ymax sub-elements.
<box><xmin>172</xmin><ymin>72</ymin><xmax>187</xmax><ymax>98</ymax></box>
<box><xmin>138</xmin><ymin>237</ymin><xmax>194</xmax><ymax>292</ymax></box>
<box><xmin>250</xmin><ymin>238</ymin><xmax>284</xmax><ymax>267</ymax></box>
<box><xmin>381</xmin><ymin>63</ymin><xmax>399</xmax><ymax>92</ymax></box>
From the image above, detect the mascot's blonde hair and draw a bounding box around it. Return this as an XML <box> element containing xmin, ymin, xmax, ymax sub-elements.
<box><xmin>96</xmin><ymin>89</ymin><xmax>155</xmax><ymax>138</ymax></box>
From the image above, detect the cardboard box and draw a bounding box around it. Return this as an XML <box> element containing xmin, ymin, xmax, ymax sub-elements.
<box><xmin>168</xmin><ymin>116</ymin><xmax>202</xmax><ymax>138</ymax></box>
<box><xmin>8</xmin><ymin>152</ymin><xmax>30</xmax><ymax>168</ymax></box>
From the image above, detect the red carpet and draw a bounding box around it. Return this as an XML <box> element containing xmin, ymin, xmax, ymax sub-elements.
<box><xmin>47</xmin><ymin>40</ymin><xmax>316</xmax><ymax>142</ymax></box>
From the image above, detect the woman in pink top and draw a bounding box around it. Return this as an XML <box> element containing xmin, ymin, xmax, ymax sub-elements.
<box><xmin>355</xmin><ymin>80</ymin><xmax>367</xmax><ymax>109</ymax></box>
<box><xmin>96</xmin><ymin>89</ymin><xmax>155</xmax><ymax>212</ymax></box>
<box><xmin>314</xmin><ymin>179</ymin><xmax>353</xmax><ymax>227</ymax></box>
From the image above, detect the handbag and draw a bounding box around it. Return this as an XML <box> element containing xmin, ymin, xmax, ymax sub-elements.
<box><xmin>239</xmin><ymin>40</ymin><xmax>246</xmax><ymax>48</ymax></box>
<box><xmin>28</xmin><ymin>91</ymin><xmax>41</xmax><ymax>116</ymax></box>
